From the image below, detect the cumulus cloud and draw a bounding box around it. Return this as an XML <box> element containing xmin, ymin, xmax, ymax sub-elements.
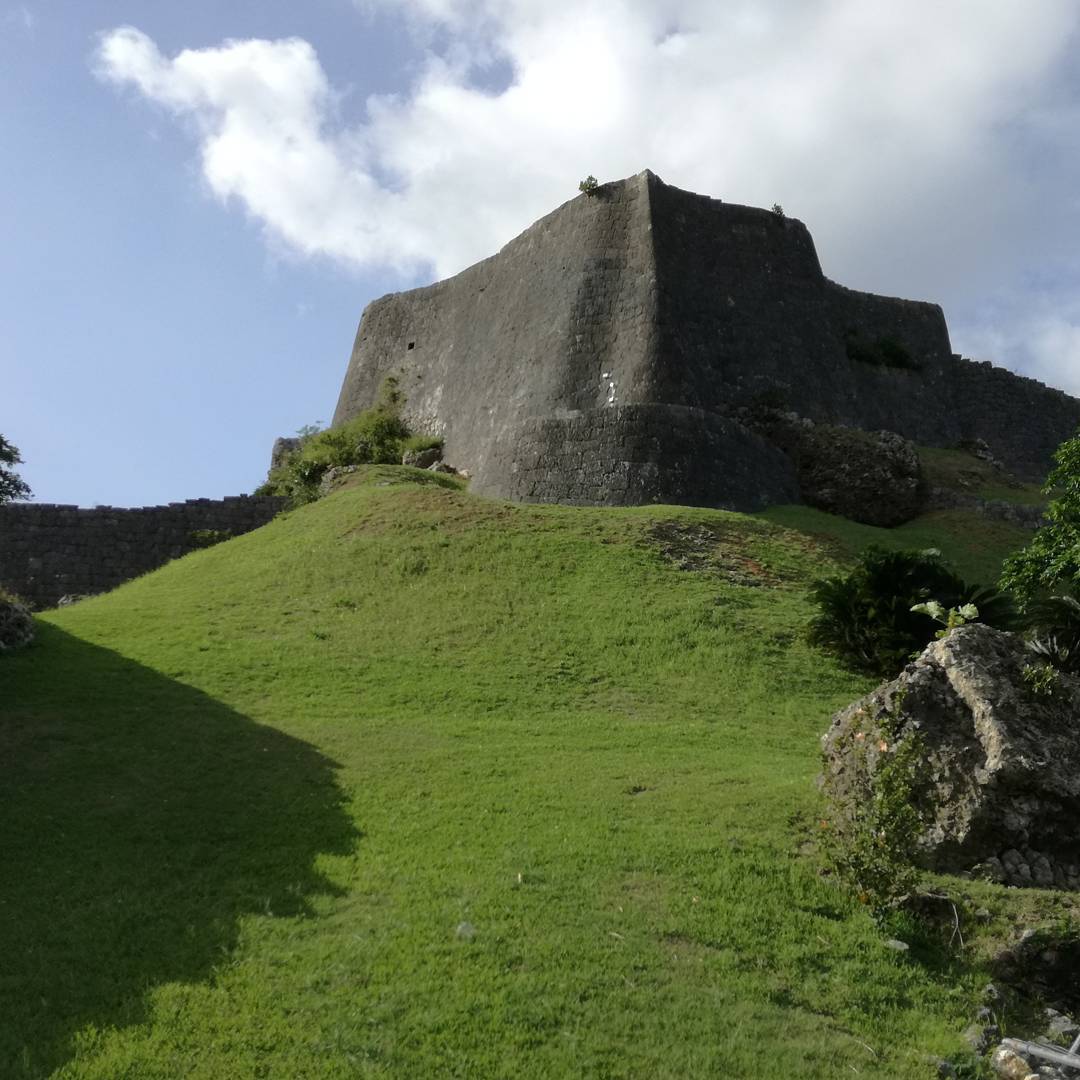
<box><xmin>96</xmin><ymin>3</ymin><xmax>1080</xmax><ymax>385</ymax></box>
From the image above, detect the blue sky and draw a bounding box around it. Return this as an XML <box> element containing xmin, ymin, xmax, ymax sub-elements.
<box><xmin>5</xmin><ymin>0</ymin><xmax>1080</xmax><ymax>507</ymax></box>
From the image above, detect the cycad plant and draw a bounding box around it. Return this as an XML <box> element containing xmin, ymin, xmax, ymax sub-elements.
<box><xmin>1025</xmin><ymin>592</ymin><xmax>1080</xmax><ymax>674</ymax></box>
<box><xmin>808</xmin><ymin>547</ymin><xmax>1019</xmax><ymax>677</ymax></box>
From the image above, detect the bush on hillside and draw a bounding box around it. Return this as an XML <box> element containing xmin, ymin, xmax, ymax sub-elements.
<box><xmin>258</xmin><ymin>378</ymin><xmax>414</xmax><ymax>504</ymax></box>
<box><xmin>808</xmin><ymin>546</ymin><xmax>1019</xmax><ymax>677</ymax></box>
<box><xmin>0</xmin><ymin>588</ymin><xmax>34</xmax><ymax>653</ymax></box>
<box><xmin>1000</xmin><ymin>426</ymin><xmax>1080</xmax><ymax>606</ymax></box>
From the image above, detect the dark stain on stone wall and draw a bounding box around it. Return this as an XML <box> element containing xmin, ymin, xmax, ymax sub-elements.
<box><xmin>0</xmin><ymin>496</ymin><xmax>286</xmax><ymax>610</ymax></box>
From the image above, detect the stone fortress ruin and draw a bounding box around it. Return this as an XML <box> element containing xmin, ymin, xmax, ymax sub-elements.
<box><xmin>334</xmin><ymin>170</ymin><xmax>1080</xmax><ymax>514</ymax></box>
<box><xmin>6</xmin><ymin>169</ymin><xmax>1080</xmax><ymax>609</ymax></box>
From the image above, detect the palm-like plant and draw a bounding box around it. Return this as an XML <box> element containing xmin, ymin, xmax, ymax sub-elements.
<box><xmin>808</xmin><ymin>547</ymin><xmax>1019</xmax><ymax>677</ymax></box>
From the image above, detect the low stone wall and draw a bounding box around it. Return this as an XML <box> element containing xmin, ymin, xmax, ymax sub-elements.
<box><xmin>0</xmin><ymin>496</ymin><xmax>287</xmax><ymax>610</ymax></box>
<box><xmin>472</xmin><ymin>403</ymin><xmax>798</xmax><ymax>510</ymax></box>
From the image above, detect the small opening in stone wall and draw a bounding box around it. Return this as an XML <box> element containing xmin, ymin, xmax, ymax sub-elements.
<box><xmin>407</xmin><ymin>341</ymin><xmax>415</xmax><ymax>351</ymax></box>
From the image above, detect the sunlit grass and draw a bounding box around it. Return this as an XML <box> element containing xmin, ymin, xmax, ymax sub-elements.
<box><xmin>1</xmin><ymin>468</ymin><xmax>1052</xmax><ymax>1078</ymax></box>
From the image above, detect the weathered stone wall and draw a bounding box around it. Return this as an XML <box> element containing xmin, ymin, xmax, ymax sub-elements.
<box><xmin>0</xmin><ymin>496</ymin><xmax>286</xmax><ymax>610</ymax></box>
<box><xmin>332</xmin><ymin>171</ymin><xmax>660</xmax><ymax>484</ymax></box>
<box><xmin>475</xmin><ymin>404</ymin><xmax>798</xmax><ymax>508</ymax></box>
<box><xmin>951</xmin><ymin>358</ymin><xmax>1080</xmax><ymax>481</ymax></box>
<box><xmin>332</xmin><ymin>169</ymin><xmax>1080</xmax><ymax>507</ymax></box>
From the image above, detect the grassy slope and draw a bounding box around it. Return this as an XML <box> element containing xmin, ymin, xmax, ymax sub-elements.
<box><xmin>917</xmin><ymin>446</ymin><xmax>1047</xmax><ymax>507</ymax></box>
<box><xmin>0</xmin><ymin>469</ymin><xmax>1051</xmax><ymax>1078</ymax></box>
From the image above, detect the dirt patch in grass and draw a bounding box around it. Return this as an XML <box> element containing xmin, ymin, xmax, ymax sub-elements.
<box><xmin>644</xmin><ymin>520</ymin><xmax>780</xmax><ymax>586</ymax></box>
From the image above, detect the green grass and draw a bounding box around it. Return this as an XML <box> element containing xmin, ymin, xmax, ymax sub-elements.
<box><xmin>0</xmin><ymin>469</ymin><xmax>1062</xmax><ymax>1078</ymax></box>
<box><xmin>918</xmin><ymin>446</ymin><xmax>1046</xmax><ymax>507</ymax></box>
<box><xmin>759</xmin><ymin>504</ymin><xmax>1030</xmax><ymax>585</ymax></box>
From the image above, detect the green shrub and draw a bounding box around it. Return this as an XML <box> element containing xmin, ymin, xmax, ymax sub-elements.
<box><xmin>259</xmin><ymin>378</ymin><xmax>412</xmax><ymax>505</ymax></box>
<box><xmin>0</xmin><ymin>587</ymin><xmax>34</xmax><ymax>653</ymax></box>
<box><xmin>1000</xmin><ymin>426</ymin><xmax>1080</xmax><ymax>605</ymax></box>
<box><xmin>403</xmin><ymin>434</ymin><xmax>444</xmax><ymax>455</ymax></box>
<box><xmin>578</xmin><ymin>175</ymin><xmax>599</xmax><ymax>196</ymax></box>
<box><xmin>188</xmin><ymin>529</ymin><xmax>232</xmax><ymax>549</ymax></box>
<box><xmin>0</xmin><ymin>434</ymin><xmax>31</xmax><ymax>504</ymax></box>
<box><xmin>821</xmin><ymin>707</ymin><xmax>924</xmax><ymax>920</ymax></box>
<box><xmin>808</xmin><ymin>547</ymin><xmax>1019</xmax><ymax>677</ymax></box>
<box><xmin>1021</xmin><ymin>660</ymin><xmax>1061</xmax><ymax>697</ymax></box>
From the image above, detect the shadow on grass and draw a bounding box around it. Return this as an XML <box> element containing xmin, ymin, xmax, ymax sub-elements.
<box><xmin>0</xmin><ymin>623</ymin><xmax>359</xmax><ymax>1078</ymax></box>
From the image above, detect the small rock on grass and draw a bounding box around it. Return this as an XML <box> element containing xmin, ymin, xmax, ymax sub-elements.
<box><xmin>990</xmin><ymin>1045</ymin><xmax>1035</xmax><ymax>1079</ymax></box>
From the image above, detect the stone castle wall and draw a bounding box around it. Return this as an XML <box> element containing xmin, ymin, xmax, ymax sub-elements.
<box><xmin>0</xmin><ymin>496</ymin><xmax>286</xmax><ymax>610</ymax></box>
<box><xmin>332</xmin><ymin>170</ymin><xmax>1080</xmax><ymax>510</ymax></box>
<box><xmin>487</xmin><ymin>404</ymin><xmax>798</xmax><ymax>508</ymax></box>
<box><xmin>951</xmin><ymin>358</ymin><xmax>1080</xmax><ymax>481</ymax></box>
<box><xmin>333</xmin><ymin>171</ymin><xmax>661</xmax><ymax>485</ymax></box>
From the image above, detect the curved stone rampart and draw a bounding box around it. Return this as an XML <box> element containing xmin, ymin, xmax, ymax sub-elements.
<box><xmin>472</xmin><ymin>404</ymin><xmax>797</xmax><ymax>509</ymax></box>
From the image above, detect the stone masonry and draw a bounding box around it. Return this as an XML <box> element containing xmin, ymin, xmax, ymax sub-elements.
<box><xmin>331</xmin><ymin>170</ymin><xmax>1080</xmax><ymax>511</ymax></box>
<box><xmin>0</xmin><ymin>496</ymin><xmax>286</xmax><ymax>610</ymax></box>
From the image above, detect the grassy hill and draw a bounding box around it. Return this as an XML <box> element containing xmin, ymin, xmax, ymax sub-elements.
<box><xmin>2</xmin><ymin>468</ymin><xmax>1067</xmax><ymax>1078</ymax></box>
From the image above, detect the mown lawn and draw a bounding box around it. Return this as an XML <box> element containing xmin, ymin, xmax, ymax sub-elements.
<box><xmin>0</xmin><ymin>469</ymin><xmax>1050</xmax><ymax>1078</ymax></box>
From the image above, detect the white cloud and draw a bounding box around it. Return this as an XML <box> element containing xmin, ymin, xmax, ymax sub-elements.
<box><xmin>96</xmin><ymin>4</ymin><xmax>1080</xmax><ymax>386</ymax></box>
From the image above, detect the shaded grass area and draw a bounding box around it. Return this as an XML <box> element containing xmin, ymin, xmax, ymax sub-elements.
<box><xmin>918</xmin><ymin>446</ymin><xmax>1046</xmax><ymax>507</ymax></box>
<box><xmin>759</xmin><ymin>504</ymin><xmax>1029</xmax><ymax>585</ymax></box>
<box><xmin>1</xmin><ymin>625</ymin><xmax>356</xmax><ymax>1078</ymax></box>
<box><xmin>0</xmin><ymin>469</ymin><xmax>1049</xmax><ymax>1077</ymax></box>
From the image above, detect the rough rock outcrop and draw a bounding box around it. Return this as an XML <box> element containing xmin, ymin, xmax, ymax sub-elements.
<box><xmin>402</xmin><ymin>446</ymin><xmax>442</xmax><ymax>470</ymax></box>
<box><xmin>793</xmin><ymin>426</ymin><xmax>923</xmax><ymax>526</ymax></box>
<box><xmin>746</xmin><ymin>410</ymin><xmax>925</xmax><ymax>525</ymax></box>
<box><xmin>821</xmin><ymin>625</ymin><xmax>1080</xmax><ymax>889</ymax></box>
<box><xmin>269</xmin><ymin>436</ymin><xmax>302</xmax><ymax>475</ymax></box>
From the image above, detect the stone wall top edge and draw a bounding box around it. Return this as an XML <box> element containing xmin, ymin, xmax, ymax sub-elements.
<box><xmin>358</xmin><ymin>174</ymin><xmax>651</xmax><ymax>314</ymax></box>
<box><xmin>822</xmin><ymin>278</ymin><xmax>944</xmax><ymax>314</ymax></box>
<box><xmin>951</xmin><ymin>354</ymin><xmax>1080</xmax><ymax>403</ymax></box>
<box><xmin>358</xmin><ymin>172</ymin><xmax>821</xmax><ymax>318</ymax></box>
<box><xmin>0</xmin><ymin>495</ymin><xmax>285</xmax><ymax>514</ymax></box>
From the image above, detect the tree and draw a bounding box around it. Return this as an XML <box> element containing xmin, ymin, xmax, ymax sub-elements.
<box><xmin>0</xmin><ymin>435</ymin><xmax>31</xmax><ymax>503</ymax></box>
<box><xmin>1000</xmin><ymin>428</ymin><xmax>1080</xmax><ymax>606</ymax></box>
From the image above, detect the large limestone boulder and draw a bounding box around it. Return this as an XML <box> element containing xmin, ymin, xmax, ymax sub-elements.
<box><xmin>793</xmin><ymin>425</ymin><xmax>925</xmax><ymax>526</ymax></box>
<box><xmin>737</xmin><ymin>408</ymin><xmax>925</xmax><ymax>525</ymax></box>
<box><xmin>821</xmin><ymin>624</ymin><xmax>1080</xmax><ymax>890</ymax></box>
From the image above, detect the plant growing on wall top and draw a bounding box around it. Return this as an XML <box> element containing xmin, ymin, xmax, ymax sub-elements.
<box><xmin>578</xmin><ymin>175</ymin><xmax>599</xmax><ymax>196</ymax></box>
